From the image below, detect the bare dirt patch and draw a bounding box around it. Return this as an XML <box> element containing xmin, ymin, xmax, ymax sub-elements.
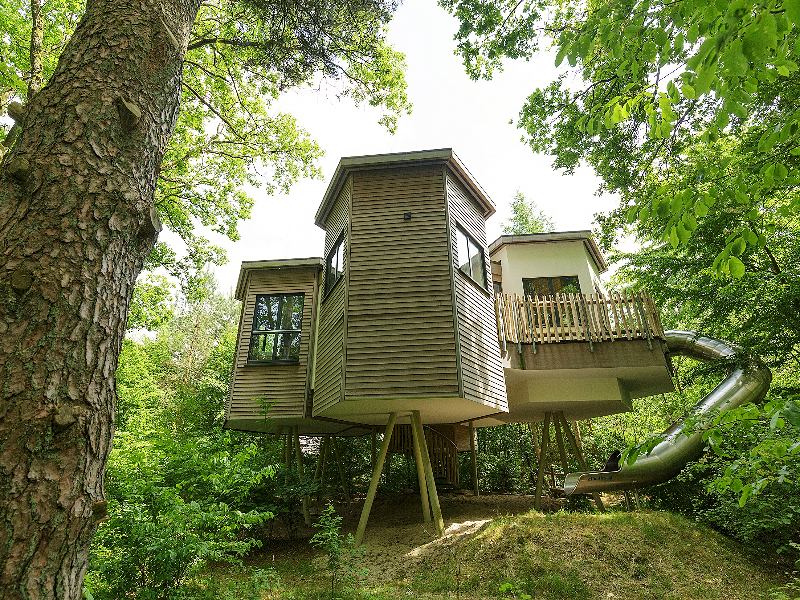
<box><xmin>258</xmin><ymin>491</ymin><xmax>566</xmax><ymax>586</ymax></box>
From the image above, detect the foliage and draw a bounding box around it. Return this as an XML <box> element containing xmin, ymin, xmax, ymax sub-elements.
<box><xmin>84</xmin><ymin>275</ymin><xmax>293</xmax><ymax>599</ymax></box>
<box><xmin>84</xmin><ymin>431</ymin><xmax>275</xmax><ymax>600</ymax></box>
<box><xmin>502</xmin><ymin>191</ymin><xmax>555</xmax><ymax>235</ymax></box>
<box><xmin>2</xmin><ymin>0</ymin><xmax>411</xmax><ymax>276</ymax></box>
<box><xmin>128</xmin><ymin>275</ymin><xmax>174</xmax><ymax>332</ymax></box>
<box><xmin>310</xmin><ymin>503</ymin><xmax>367</xmax><ymax>597</ymax></box>
<box><xmin>440</xmin><ymin>0</ymin><xmax>800</xmax><ymax>275</ymax></box>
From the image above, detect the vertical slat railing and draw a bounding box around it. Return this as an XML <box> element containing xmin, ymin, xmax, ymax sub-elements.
<box><xmin>494</xmin><ymin>290</ymin><xmax>665</xmax><ymax>347</ymax></box>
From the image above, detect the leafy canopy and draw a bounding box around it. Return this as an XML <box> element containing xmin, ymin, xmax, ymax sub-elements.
<box><xmin>440</xmin><ymin>0</ymin><xmax>800</xmax><ymax>277</ymax></box>
<box><xmin>1</xmin><ymin>0</ymin><xmax>411</xmax><ymax>277</ymax></box>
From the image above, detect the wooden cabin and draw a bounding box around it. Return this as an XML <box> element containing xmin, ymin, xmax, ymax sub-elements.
<box><xmin>224</xmin><ymin>149</ymin><xmax>509</xmax><ymax>435</ymax></box>
<box><xmin>483</xmin><ymin>232</ymin><xmax>675</xmax><ymax>425</ymax></box>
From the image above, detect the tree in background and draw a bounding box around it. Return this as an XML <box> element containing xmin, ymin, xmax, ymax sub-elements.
<box><xmin>440</xmin><ymin>0</ymin><xmax>800</xmax><ymax>277</ymax></box>
<box><xmin>439</xmin><ymin>0</ymin><xmax>800</xmax><ymax>552</ymax></box>
<box><xmin>87</xmin><ymin>277</ymin><xmax>281</xmax><ymax>599</ymax></box>
<box><xmin>0</xmin><ymin>0</ymin><xmax>409</xmax><ymax>596</ymax></box>
<box><xmin>502</xmin><ymin>191</ymin><xmax>555</xmax><ymax>235</ymax></box>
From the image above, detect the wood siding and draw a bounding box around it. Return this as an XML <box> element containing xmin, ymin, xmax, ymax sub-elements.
<box><xmin>446</xmin><ymin>171</ymin><xmax>507</xmax><ymax>410</ymax></box>
<box><xmin>345</xmin><ymin>166</ymin><xmax>460</xmax><ymax>399</ymax></box>
<box><xmin>313</xmin><ymin>179</ymin><xmax>351</xmax><ymax>415</ymax></box>
<box><xmin>228</xmin><ymin>268</ymin><xmax>317</xmax><ymax>421</ymax></box>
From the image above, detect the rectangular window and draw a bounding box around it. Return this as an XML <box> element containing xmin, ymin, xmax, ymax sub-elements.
<box><xmin>325</xmin><ymin>234</ymin><xmax>345</xmax><ymax>296</ymax></box>
<box><xmin>248</xmin><ymin>293</ymin><xmax>304</xmax><ymax>363</ymax></box>
<box><xmin>522</xmin><ymin>276</ymin><xmax>581</xmax><ymax>327</ymax></box>
<box><xmin>455</xmin><ymin>226</ymin><xmax>487</xmax><ymax>289</ymax></box>
<box><xmin>522</xmin><ymin>276</ymin><xmax>581</xmax><ymax>298</ymax></box>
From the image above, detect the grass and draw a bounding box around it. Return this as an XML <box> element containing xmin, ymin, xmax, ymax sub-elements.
<box><xmin>219</xmin><ymin>508</ymin><xmax>791</xmax><ymax>600</ymax></box>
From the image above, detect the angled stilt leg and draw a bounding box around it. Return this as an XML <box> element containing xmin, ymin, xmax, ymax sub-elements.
<box><xmin>535</xmin><ymin>412</ymin><xmax>551</xmax><ymax>511</ymax></box>
<box><xmin>410</xmin><ymin>414</ymin><xmax>432</xmax><ymax>523</ymax></box>
<box><xmin>355</xmin><ymin>413</ymin><xmax>397</xmax><ymax>546</ymax></box>
<box><xmin>558</xmin><ymin>412</ymin><xmax>605</xmax><ymax>513</ymax></box>
<box><xmin>553</xmin><ymin>418</ymin><xmax>570</xmax><ymax>486</ymax></box>
<box><xmin>411</xmin><ymin>411</ymin><xmax>444</xmax><ymax>537</ymax></box>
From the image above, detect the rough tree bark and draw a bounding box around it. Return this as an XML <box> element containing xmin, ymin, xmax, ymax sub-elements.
<box><xmin>0</xmin><ymin>0</ymin><xmax>202</xmax><ymax>597</ymax></box>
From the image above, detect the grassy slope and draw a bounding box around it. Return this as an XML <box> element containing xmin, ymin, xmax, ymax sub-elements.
<box><xmin>245</xmin><ymin>509</ymin><xmax>790</xmax><ymax>600</ymax></box>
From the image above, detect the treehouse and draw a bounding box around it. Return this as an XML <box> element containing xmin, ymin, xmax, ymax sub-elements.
<box><xmin>223</xmin><ymin>148</ymin><xmax>677</xmax><ymax>538</ymax></box>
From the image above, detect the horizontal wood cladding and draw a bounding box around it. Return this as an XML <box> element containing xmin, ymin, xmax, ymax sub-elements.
<box><xmin>314</xmin><ymin>179</ymin><xmax>350</xmax><ymax>415</ymax></box>
<box><xmin>228</xmin><ymin>268</ymin><xmax>317</xmax><ymax>423</ymax></box>
<box><xmin>447</xmin><ymin>171</ymin><xmax>508</xmax><ymax>411</ymax></box>
<box><xmin>345</xmin><ymin>165</ymin><xmax>459</xmax><ymax>401</ymax></box>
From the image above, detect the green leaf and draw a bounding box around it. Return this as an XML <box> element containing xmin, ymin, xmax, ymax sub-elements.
<box><xmin>785</xmin><ymin>0</ymin><xmax>800</xmax><ymax>25</ymax></box>
<box><xmin>783</xmin><ymin>401</ymin><xmax>800</xmax><ymax>427</ymax></box>
<box><xmin>728</xmin><ymin>256</ymin><xmax>745</xmax><ymax>277</ymax></box>
<box><xmin>681</xmin><ymin>83</ymin><xmax>696</xmax><ymax>99</ymax></box>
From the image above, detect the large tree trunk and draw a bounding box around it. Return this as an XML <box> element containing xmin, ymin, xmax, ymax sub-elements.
<box><xmin>0</xmin><ymin>0</ymin><xmax>201</xmax><ymax>597</ymax></box>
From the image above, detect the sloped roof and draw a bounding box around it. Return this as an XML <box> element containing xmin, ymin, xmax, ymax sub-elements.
<box><xmin>234</xmin><ymin>257</ymin><xmax>323</xmax><ymax>300</ymax></box>
<box><xmin>489</xmin><ymin>231</ymin><xmax>608</xmax><ymax>274</ymax></box>
<box><xmin>314</xmin><ymin>148</ymin><xmax>495</xmax><ymax>228</ymax></box>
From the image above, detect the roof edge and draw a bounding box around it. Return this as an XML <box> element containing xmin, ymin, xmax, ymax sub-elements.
<box><xmin>234</xmin><ymin>257</ymin><xmax>323</xmax><ymax>300</ymax></box>
<box><xmin>314</xmin><ymin>149</ymin><xmax>495</xmax><ymax>228</ymax></box>
<box><xmin>488</xmin><ymin>231</ymin><xmax>608</xmax><ymax>274</ymax></box>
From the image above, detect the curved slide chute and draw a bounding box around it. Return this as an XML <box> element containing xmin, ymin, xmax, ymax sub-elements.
<box><xmin>563</xmin><ymin>330</ymin><xmax>772</xmax><ymax>496</ymax></box>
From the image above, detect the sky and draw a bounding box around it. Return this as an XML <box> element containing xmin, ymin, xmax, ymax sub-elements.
<box><xmin>208</xmin><ymin>0</ymin><xmax>620</xmax><ymax>294</ymax></box>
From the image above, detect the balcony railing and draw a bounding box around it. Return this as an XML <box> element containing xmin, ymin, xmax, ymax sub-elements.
<box><xmin>494</xmin><ymin>290</ymin><xmax>665</xmax><ymax>348</ymax></box>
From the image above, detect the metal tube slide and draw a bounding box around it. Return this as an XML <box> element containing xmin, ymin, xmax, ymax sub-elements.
<box><xmin>563</xmin><ymin>330</ymin><xmax>772</xmax><ymax>496</ymax></box>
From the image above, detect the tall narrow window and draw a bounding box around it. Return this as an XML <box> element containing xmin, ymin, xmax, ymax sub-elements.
<box><xmin>325</xmin><ymin>234</ymin><xmax>345</xmax><ymax>296</ymax></box>
<box><xmin>248</xmin><ymin>294</ymin><xmax>304</xmax><ymax>363</ymax></box>
<box><xmin>455</xmin><ymin>226</ymin><xmax>487</xmax><ymax>289</ymax></box>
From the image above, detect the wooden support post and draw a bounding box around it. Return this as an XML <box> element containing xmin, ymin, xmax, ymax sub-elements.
<box><xmin>535</xmin><ymin>412</ymin><xmax>551</xmax><ymax>511</ymax></box>
<box><xmin>293</xmin><ymin>426</ymin><xmax>312</xmax><ymax>526</ymax></box>
<box><xmin>623</xmin><ymin>490</ymin><xmax>632</xmax><ymax>512</ymax></box>
<box><xmin>410</xmin><ymin>414</ymin><xmax>432</xmax><ymax>523</ymax></box>
<box><xmin>411</xmin><ymin>411</ymin><xmax>444</xmax><ymax>537</ymax></box>
<box><xmin>314</xmin><ymin>436</ymin><xmax>327</xmax><ymax>482</ymax></box>
<box><xmin>557</xmin><ymin>412</ymin><xmax>605</xmax><ymax>513</ymax></box>
<box><xmin>331</xmin><ymin>436</ymin><xmax>351</xmax><ymax>505</ymax></box>
<box><xmin>469</xmin><ymin>420</ymin><xmax>479</xmax><ymax>497</ymax></box>
<box><xmin>633</xmin><ymin>488</ymin><xmax>641</xmax><ymax>511</ymax></box>
<box><xmin>283</xmin><ymin>429</ymin><xmax>292</xmax><ymax>483</ymax></box>
<box><xmin>553</xmin><ymin>418</ymin><xmax>570</xmax><ymax>484</ymax></box>
<box><xmin>275</xmin><ymin>427</ymin><xmax>285</xmax><ymax>461</ymax></box>
<box><xmin>355</xmin><ymin>413</ymin><xmax>397</xmax><ymax>546</ymax></box>
<box><xmin>313</xmin><ymin>436</ymin><xmax>327</xmax><ymax>502</ymax></box>
<box><xmin>572</xmin><ymin>420</ymin><xmax>584</xmax><ymax>450</ymax></box>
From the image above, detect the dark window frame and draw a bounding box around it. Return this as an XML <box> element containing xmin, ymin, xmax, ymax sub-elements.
<box><xmin>324</xmin><ymin>232</ymin><xmax>346</xmax><ymax>298</ymax></box>
<box><xmin>522</xmin><ymin>276</ymin><xmax>582</xmax><ymax>298</ymax></box>
<box><xmin>247</xmin><ymin>293</ymin><xmax>304</xmax><ymax>365</ymax></box>
<box><xmin>455</xmin><ymin>225</ymin><xmax>489</xmax><ymax>291</ymax></box>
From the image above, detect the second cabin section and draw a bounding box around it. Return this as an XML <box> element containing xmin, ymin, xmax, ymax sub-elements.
<box><xmin>313</xmin><ymin>149</ymin><xmax>508</xmax><ymax>425</ymax></box>
<box><xmin>483</xmin><ymin>232</ymin><xmax>675</xmax><ymax>425</ymax></box>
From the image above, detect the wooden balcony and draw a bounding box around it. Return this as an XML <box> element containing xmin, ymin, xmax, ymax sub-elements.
<box><xmin>477</xmin><ymin>290</ymin><xmax>674</xmax><ymax>425</ymax></box>
<box><xmin>494</xmin><ymin>290</ymin><xmax>665</xmax><ymax>348</ymax></box>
